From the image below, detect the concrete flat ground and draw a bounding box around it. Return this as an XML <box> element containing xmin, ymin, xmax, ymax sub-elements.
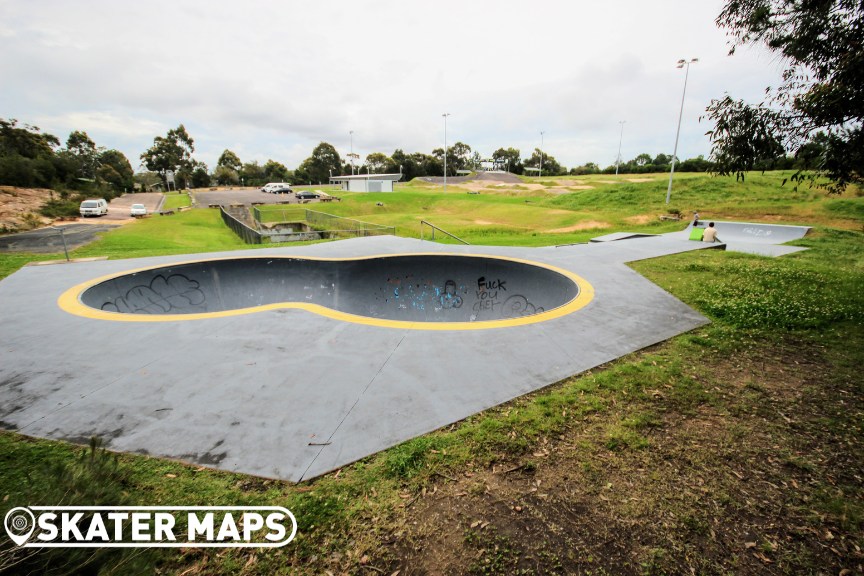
<box><xmin>0</xmin><ymin>234</ymin><xmax>725</xmax><ymax>482</ymax></box>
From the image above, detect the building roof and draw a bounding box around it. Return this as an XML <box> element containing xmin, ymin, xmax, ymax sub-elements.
<box><xmin>329</xmin><ymin>173</ymin><xmax>402</xmax><ymax>182</ymax></box>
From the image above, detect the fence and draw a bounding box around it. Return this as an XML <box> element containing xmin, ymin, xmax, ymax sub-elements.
<box><xmin>220</xmin><ymin>207</ymin><xmax>263</xmax><ymax>244</ymax></box>
<box><xmin>251</xmin><ymin>207</ymin><xmax>395</xmax><ymax>240</ymax></box>
<box><xmin>304</xmin><ymin>210</ymin><xmax>394</xmax><ymax>237</ymax></box>
<box><xmin>419</xmin><ymin>220</ymin><xmax>470</xmax><ymax>245</ymax></box>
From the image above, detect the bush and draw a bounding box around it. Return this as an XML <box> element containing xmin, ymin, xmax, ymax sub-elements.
<box><xmin>40</xmin><ymin>195</ymin><xmax>84</xmax><ymax>218</ymax></box>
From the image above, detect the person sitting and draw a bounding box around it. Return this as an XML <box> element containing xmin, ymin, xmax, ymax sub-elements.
<box><xmin>702</xmin><ymin>222</ymin><xmax>721</xmax><ymax>243</ymax></box>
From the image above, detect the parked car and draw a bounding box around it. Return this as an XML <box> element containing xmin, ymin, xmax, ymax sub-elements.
<box><xmin>270</xmin><ymin>185</ymin><xmax>292</xmax><ymax>194</ymax></box>
<box><xmin>130</xmin><ymin>203</ymin><xmax>147</xmax><ymax>217</ymax></box>
<box><xmin>295</xmin><ymin>191</ymin><xmax>321</xmax><ymax>200</ymax></box>
<box><xmin>261</xmin><ymin>182</ymin><xmax>292</xmax><ymax>193</ymax></box>
<box><xmin>79</xmin><ymin>198</ymin><xmax>108</xmax><ymax>217</ymax></box>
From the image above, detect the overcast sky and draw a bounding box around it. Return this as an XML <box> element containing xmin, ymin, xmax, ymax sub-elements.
<box><xmin>0</xmin><ymin>0</ymin><xmax>785</xmax><ymax>173</ymax></box>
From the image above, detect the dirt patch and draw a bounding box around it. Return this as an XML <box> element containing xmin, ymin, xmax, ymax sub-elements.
<box><xmin>0</xmin><ymin>186</ymin><xmax>52</xmax><ymax>232</ymax></box>
<box><xmin>626</xmin><ymin>178</ymin><xmax>656</xmax><ymax>183</ymax></box>
<box><xmin>458</xmin><ymin>180</ymin><xmax>547</xmax><ymax>193</ymax></box>
<box><xmin>546</xmin><ymin>221</ymin><xmax>610</xmax><ymax>233</ymax></box>
<box><xmin>474</xmin><ymin>220</ymin><xmax>494</xmax><ymax>225</ymax></box>
<box><xmin>625</xmin><ymin>214</ymin><xmax>654</xmax><ymax>225</ymax></box>
<box><xmin>374</xmin><ymin>335</ymin><xmax>864</xmax><ymax>575</ymax></box>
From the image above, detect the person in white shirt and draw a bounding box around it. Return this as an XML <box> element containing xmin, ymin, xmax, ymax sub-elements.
<box><xmin>702</xmin><ymin>222</ymin><xmax>721</xmax><ymax>243</ymax></box>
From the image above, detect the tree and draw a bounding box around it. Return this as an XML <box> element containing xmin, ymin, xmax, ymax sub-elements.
<box><xmin>97</xmin><ymin>149</ymin><xmax>134</xmax><ymax>191</ymax></box>
<box><xmin>365</xmin><ymin>152</ymin><xmax>391</xmax><ymax>173</ymax></box>
<box><xmin>525</xmin><ymin>148</ymin><xmax>563</xmax><ymax>176</ymax></box>
<box><xmin>297</xmin><ymin>142</ymin><xmax>342</xmax><ymax>184</ymax></box>
<box><xmin>492</xmin><ymin>147</ymin><xmax>523</xmax><ymax>174</ymax></box>
<box><xmin>0</xmin><ymin>118</ymin><xmax>60</xmax><ymax>188</ymax></box>
<box><xmin>190</xmin><ymin>161</ymin><xmax>211</xmax><ymax>188</ymax></box>
<box><xmin>139</xmin><ymin>124</ymin><xmax>195</xmax><ymax>188</ymax></box>
<box><xmin>570</xmin><ymin>162</ymin><xmax>600</xmax><ymax>175</ymax></box>
<box><xmin>652</xmin><ymin>153</ymin><xmax>672</xmax><ymax>166</ymax></box>
<box><xmin>65</xmin><ymin>131</ymin><xmax>100</xmax><ymax>179</ymax></box>
<box><xmin>706</xmin><ymin>0</ymin><xmax>864</xmax><ymax>191</ymax></box>
<box><xmin>240</xmin><ymin>161</ymin><xmax>266</xmax><ymax>186</ymax></box>
<box><xmin>263</xmin><ymin>160</ymin><xmax>290</xmax><ymax>182</ymax></box>
<box><xmin>449</xmin><ymin>142</ymin><xmax>472</xmax><ymax>173</ymax></box>
<box><xmin>213</xmin><ymin>165</ymin><xmax>239</xmax><ymax>185</ymax></box>
<box><xmin>217</xmin><ymin>149</ymin><xmax>242</xmax><ymax>173</ymax></box>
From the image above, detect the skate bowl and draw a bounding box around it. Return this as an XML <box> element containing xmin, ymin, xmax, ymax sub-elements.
<box><xmin>60</xmin><ymin>253</ymin><xmax>594</xmax><ymax>329</ymax></box>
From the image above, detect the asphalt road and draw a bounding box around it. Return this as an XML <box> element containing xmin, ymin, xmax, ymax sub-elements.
<box><xmin>0</xmin><ymin>193</ymin><xmax>162</xmax><ymax>254</ymax></box>
<box><xmin>0</xmin><ymin>223</ymin><xmax>119</xmax><ymax>253</ymax></box>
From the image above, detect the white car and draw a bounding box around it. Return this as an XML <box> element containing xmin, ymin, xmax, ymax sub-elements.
<box><xmin>130</xmin><ymin>204</ymin><xmax>147</xmax><ymax>217</ymax></box>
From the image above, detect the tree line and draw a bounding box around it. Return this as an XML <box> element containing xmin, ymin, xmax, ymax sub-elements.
<box><xmin>0</xmin><ymin>116</ymin><xmax>837</xmax><ymax>201</ymax></box>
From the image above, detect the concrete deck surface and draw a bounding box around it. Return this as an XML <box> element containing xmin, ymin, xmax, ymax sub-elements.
<box><xmin>0</xmin><ymin>223</ymin><xmax>802</xmax><ymax>481</ymax></box>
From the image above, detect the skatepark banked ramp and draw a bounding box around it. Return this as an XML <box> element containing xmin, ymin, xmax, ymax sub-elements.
<box><xmin>62</xmin><ymin>254</ymin><xmax>593</xmax><ymax>329</ymax></box>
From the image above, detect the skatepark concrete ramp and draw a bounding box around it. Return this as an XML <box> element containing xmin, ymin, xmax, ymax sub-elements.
<box><xmin>67</xmin><ymin>254</ymin><xmax>593</xmax><ymax>328</ymax></box>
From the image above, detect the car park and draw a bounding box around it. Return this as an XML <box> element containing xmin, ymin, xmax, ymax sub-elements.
<box><xmin>130</xmin><ymin>204</ymin><xmax>147</xmax><ymax>217</ymax></box>
<box><xmin>79</xmin><ymin>198</ymin><xmax>108</xmax><ymax>217</ymax></box>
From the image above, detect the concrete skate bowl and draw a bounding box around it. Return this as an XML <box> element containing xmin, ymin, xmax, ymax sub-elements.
<box><xmin>60</xmin><ymin>254</ymin><xmax>594</xmax><ymax>329</ymax></box>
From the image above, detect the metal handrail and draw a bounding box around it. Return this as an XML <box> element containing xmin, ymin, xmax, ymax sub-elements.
<box><xmin>419</xmin><ymin>220</ymin><xmax>470</xmax><ymax>245</ymax></box>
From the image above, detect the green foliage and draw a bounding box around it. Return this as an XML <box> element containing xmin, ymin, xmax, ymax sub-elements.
<box><xmin>492</xmin><ymin>147</ymin><xmax>523</xmax><ymax>174</ymax></box>
<box><xmin>696</xmin><ymin>259</ymin><xmax>863</xmax><ymax>329</ymax></box>
<box><xmin>40</xmin><ymin>195</ymin><xmax>84</xmax><ymax>218</ymax></box>
<box><xmin>217</xmin><ymin>149</ymin><xmax>241</xmax><ymax>172</ymax></box>
<box><xmin>0</xmin><ymin>438</ymin><xmax>158</xmax><ymax>575</ymax></box>
<box><xmin>139</xmin><ymin>124</ymin><xmax>195</xmax><ymax>188</ymax></box>
<box><xmin>524</xmin><ymin>147</ymin><xmax>564</xmax><ymax>176</ymax></box>
<box><xmin>709</xmin><ymin>0</ymin><xmax>864</xmax><ymax>191</ymax></box>
<box><xmin>295</xmin><ymin>142</ymin><xmax>342</xmax><ymax>185</ymax></box>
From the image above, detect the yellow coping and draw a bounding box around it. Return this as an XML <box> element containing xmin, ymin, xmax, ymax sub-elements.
<box><xmin>57</xmin><ymin>253</ymin><xmax>595</xmax><ymax>331</ymax></box>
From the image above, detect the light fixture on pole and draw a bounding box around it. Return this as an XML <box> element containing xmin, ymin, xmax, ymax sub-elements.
<box><xmin>347</xmin><ymin>131</ymin><xmax>360</xmax><ymax>176</ymax></box>
<box><xmin>442</xmin><ymin>113</ymin><xmax>450</xmax><ymax>191</ymax></box>
<box><xmin>539</xmin><ymin>131</ymin><xmax>545</xmax><ymax>178</ymax></box>
<box><xmin>666</xmin><ymin>58</ymin><xmax>698</xmax><ymax>204</ymax></box>
<box><xmin>615</xmin><ymin>120</ymin><xmax>626</xmax><ymax>176</ymax></box>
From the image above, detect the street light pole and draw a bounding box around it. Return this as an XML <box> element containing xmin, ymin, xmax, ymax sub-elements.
<box><xmin>539</xmin><ymin>131</ymin><xmax>545</xmax><ymax>178</ymax></box>
<box><xmin>443</xmin><ymin>113</ymin><xmax>450</xmax><ymax>192</ymax></box>
<box><xmin>615</xmin><ymin>120</ymin><xmax>626</xmax><ymax>176</ymax></box>
<box><xmin>666</xmin><ymin>58</ymin><xmax>698</xmax><ymax>204</ymax></box>
<box><xmin>350</xmin><ymin>131</ymin><xmax>354</xmax><ymax>175</ymax></box>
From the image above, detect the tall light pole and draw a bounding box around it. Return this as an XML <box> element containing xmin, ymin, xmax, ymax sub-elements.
<box><xmin>443</xmin><ymin>113</ymin><xmax>450</xmax><ymax>191</ymax></box>
<box><xmin>539</xmin><ymin>131</ymin><xmax>545</xmax><ymax>178</ymax></box>
<box><xmin>349</xmin><ymin>131</ymin><xmax>354</xmax><ymax>175</ymax></box>
<box><xmin>615</xmin><ymin>120</ymin><xmax>626</xmax><ymax>176</ymax></box>
<box><xmin>666</xmin><ymin>58</ymin><xmax>698</xmax><ymax>204</ymax></box>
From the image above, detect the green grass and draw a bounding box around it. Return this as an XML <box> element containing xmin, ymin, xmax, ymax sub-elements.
<box><xmin>162</xmin><ymin>191</ymin><xmax>192</xmax><ymax>210</ymax></box>
<box><xmin>74</xmin><ymin>209</ymin><xmax>247</xmax><ymax>260</ymax></box>
<box><xmin>0</xmin><ymin>171</ymin><xmax>862</xmax><ymax>574</ymax></box>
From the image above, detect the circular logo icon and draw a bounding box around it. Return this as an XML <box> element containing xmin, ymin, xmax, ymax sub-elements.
<box><xmin>4</xmin><ymin>507</ymin><xmax>36</xmax><ymax>546</ymax></box>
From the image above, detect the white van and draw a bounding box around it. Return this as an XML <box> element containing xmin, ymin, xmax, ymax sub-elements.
<box><xmin>261</xmin><ymin>182</ymin><xmax>292</xmax><ymax>193</ymax></box>
<box><xmin>79</xmin><ymin>198</ymin><xmax>109</xmax><ymax>217</ymax></box>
